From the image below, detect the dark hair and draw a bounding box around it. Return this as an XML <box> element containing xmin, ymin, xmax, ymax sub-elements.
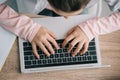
<box><xmin>47</xmin><ymin>0</ymin><xmax>90</xmax><ymax>12</ymax></box>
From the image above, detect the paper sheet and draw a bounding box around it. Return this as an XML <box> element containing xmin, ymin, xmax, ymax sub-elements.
<box><xmin>0</xmin><ymin>26</ymin><xmax>16</xmax><ymax>71</ymax></box>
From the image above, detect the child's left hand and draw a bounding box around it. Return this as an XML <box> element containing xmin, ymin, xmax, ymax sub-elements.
<box><xmin>62</xmin><ymin>26</ymin><xmax>89</xmax><ymax>57</ymax></box>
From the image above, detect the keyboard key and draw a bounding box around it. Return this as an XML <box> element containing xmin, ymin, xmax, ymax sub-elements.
<box><xmin>43</xmin><ymin>60</ymin><xmax>47</xmax><ymax>64</ymax></box>
<box><xmin>24</xmin><ymin>56</ymin><xmax>29</xmax><ymax>60</ymax></box>
<box><xmin>89</xmin><ymin>42</ymin><xmax>95</xmax><ymax>46</ymax></box>
<box><xmin>88</xmin><ymin>46</ymin><xmax>96</xmax><ymax>51</ymax></box>
<box><xmin>58</xmin><ymin>49</ymin><xmax>62</xmax><ymax>53</ymax></box>
<box><xmin>93</xmin><ymin>56</ymin><xmax>97</xmax><ymax>60</ymax></box>
<box><xmin>54</xmin><ymin>49</ymin><xmax>57</xmax><ymax>53</ymax></box>
<box><xmin>58</xmin><ymin>59</ymin><xmax>61</xmax><ymax>63</ymax></box>
<box><xmin>23</xmin><ymin>42</ymin><xmax>27</xmax><ymax>47</ymax></box>
<box><xmin>38</xmin><ymin>51</ymin><xmax>43</xmax><ymax>54</ymax></box>
<box><xmin>32</xmin><ymin>60</ymin><xmax>36</xmax><ymax>65</ymax></box>
<box><xmin>60</xmin><ymin>54</ymin><xmax>64</xmax><ymax>57</ymax></box>
<box><xmin>55</xmin><ymin>54</ymin><xmax>59</xmax><ymax>58</ymax></box>
<box><xmin>78</xmin><ymin>57</ymin><xmax>81</xmax><ymax>61</ymax></box>
<box><xmin>48</xmin><ymin>59</ymin><xmax>52</xmax><ymax>63</ymax></box>
<box><xmin>38</xmin><ymin>60</ymin><xmax>41</xmax><ymax>64</ymax></box>
<box><xmin>72</xmin><ymin>48</ymin><xmax>76</xmax><ymax>52</ymax></box>
<box><xmin>56</xmin><ymin>39</ymin><xmax>64</xmax><ymax>43</ymax></box>
<box><xmin>73</xmin><ymin>57</ymin><xmax>77</xmax><ymax>61</ymax></box>
<box><xmin>25</xmin><ymin>61</ymin><xmax>31</xmax><ymax>66</ymax></box>
<box><xmin>63</xmin><ymin>48</ymin><xmax>67</xmax><ymax>52</ymax></box>
<box><xmin>53</xmin><ymin>59</ymin><xmax>57</xmax><ymax>63</ymax></box>
<box><xmin>30</xmin><ymin>56</ymin><xmax>34</xmax><ymax>60</ymax></box>
<box><xmin>90</xmin><ymin>51</ymin><xmax>96</xmax><ymax>55</ymax></box>
<box><xmin>87</xmin><ymin>56</ymin><xmax>92</xmax><ymax>60</ymax></box>
<box><xmin>40</xmin><ymin>55</ymin><xmax>44</xmax><ymax>59</ymax></box>
<box><xmin>24</xmin><ymin>52</ymin><xmax>32</xmax><ymax>55</ymax></box>
<box><xmin>65</xmin><ymin>53</ymin><xmax>69</xmax><ymax>57</ymax></box>
<box><xmin>63</xmin><ymin>58</ymin><xmax>67</xmax><ymax>62</ymax></box>
<box><xmin>50</xmin><ymin>54</ymin><xmax>54</xmax><ymax>58</ymax></box>
<box><xmin>59</xmin><ymin>44</ymin><xmax>62</xmax><ymax>48</ymax></box>
<box><xmin>24</xmin><ymin>47</ymin><xmax>32</xmax><ymax>51</ymax></box>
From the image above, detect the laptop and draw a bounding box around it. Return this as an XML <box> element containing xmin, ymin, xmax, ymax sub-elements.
<box><xmin>19</xmin><ymin>15</ymin><xmax>109</xmax><ymax>73</ymax></box>
<box><xmin>18</xmin><ymin>0</ymin><xmax>110</xmax><ymax>73</ymax></box>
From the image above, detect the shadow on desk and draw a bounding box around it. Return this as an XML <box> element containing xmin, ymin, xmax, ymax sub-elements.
<box><xmin>0</xmin><ymin>30</ymin><xmax>120</xmax><ymax>80</ymax></box>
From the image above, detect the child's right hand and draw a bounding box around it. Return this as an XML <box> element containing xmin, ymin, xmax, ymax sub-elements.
<box><xmin>31</xmin><ymin>27</ymin><xmax>59</xmax><ymax>59</ymax></box>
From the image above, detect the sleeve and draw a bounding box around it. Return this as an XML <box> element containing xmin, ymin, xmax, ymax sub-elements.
<box><xmin>0</xmin><ymin>4</ymin><xmax>41</xmax><ymax>42</ymax></box>
<box><xmin>104</xmin><ymin>0</ymin><xmax>120</xmax><ymax>12</ymax></box>
<box><xmin>78</xmin><ymin>12</ymin><xmax>120</xmax><ymax>41</ymax></box>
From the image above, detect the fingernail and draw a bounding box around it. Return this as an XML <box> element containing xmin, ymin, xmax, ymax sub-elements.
<box><xmin>37</xmin><ymin>56</ymin><xmax>40</xmax><ymax>59</ymax></box>
<box><xmin>72</xmin><ymin>54</ymin><xmax>75</xmax><ymax>57</ymax></box>
<box><xmin>68</xmin><ymin>51</ymin><xmax>70</xmax><ymax>53</ymax></box>
<box><xmin>80</xmin><ymin>53</ymin><xmax>83</xmax><ymax>55</ymax></box>
<box><xmin>51</xmin><ymin>51</ymin><xmax>55</xmax><ymax>54</ymax></box>
<box><xmin>62</xmin><ymin>44</ymin><xmax>65</xmax><ymax>48</ymax></box>
<box><xmin>47</xmin><ymin>54</ymin><xmax>50</xmax><ymax>57</ymax></box>
<box><xmin>57</xmin><ymin>46</ymin><xmax>60</xmax><ymax>49</ymax></box>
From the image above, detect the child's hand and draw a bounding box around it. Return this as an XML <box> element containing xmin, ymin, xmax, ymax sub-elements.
<box><xmin>62</xmin><ymin>26</ymin><xmax>89</xmax><ymax>57</ymax></box>
<box><xmin>31</xmin><ymin>27</ymin><xmax>59</xmax><ymax>59</ymax></box>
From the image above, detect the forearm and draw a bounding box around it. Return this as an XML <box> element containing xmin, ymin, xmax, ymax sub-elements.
<box><xmin>79</xmin><ymin>12</ymin><xmax>120</xmax><ymax>41</ymax></box>
<box><xmin>0</xmin><ymin>4</ymin><xmax>41</xmax><ymax>42</ymax></box>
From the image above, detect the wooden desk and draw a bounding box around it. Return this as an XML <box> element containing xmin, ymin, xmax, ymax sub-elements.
<box><xmin>0</xmin><ymin>15</ymin><xmax>120</xmax><ymax>80</ymax></box>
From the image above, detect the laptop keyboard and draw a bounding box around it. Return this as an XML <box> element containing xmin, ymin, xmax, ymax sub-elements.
<box><xmin>23</xmin><ymin>39</ymin><xmax>98</xmax><ymax>69</ymax></box>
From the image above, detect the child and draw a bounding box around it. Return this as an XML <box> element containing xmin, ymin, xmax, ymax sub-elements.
<box><xmin>0</xmin><ymin>0</ymin><xmax>120</xmax><ymax>58</ymax></box>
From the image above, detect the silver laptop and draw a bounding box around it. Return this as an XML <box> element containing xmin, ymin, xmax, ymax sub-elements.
<box><xmin>18</xmin><ymin>0</ymin><xmax>109</xmax><ymax>73</ymax></box>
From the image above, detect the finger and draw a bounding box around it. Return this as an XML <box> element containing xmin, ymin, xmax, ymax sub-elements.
<box><xmin>47</xmin><ymin>29</ymin><xmax>56</xmax><ymax>39</ymax></box>
<box><xmin>31</xmin><ymin>43</ymin><xmax>40</xmax><ymax>59</ymax></box>
<box><xmin>43</xmin><ymin>40</ymin><xmax>55</xmax><ymax>54</ymax></box>
<box><xmin>72</xmin><ymin>41</ymin><xmax>84</xmax><ymax>57</ymax></box>
<box><xmin>47</xmin><ymin>35</ymin><xmax>59</xmax><ymax>49</ymax></box>
<box><xmin>37</xmin><ymin>41</ymin><xmax>50</xmax><ymax>57</ymax></box>
<box><xmin>80</xmin><ymin>42</ymin><xmax>89</xmax><ymax>55</ymax></box>
<box><xmin>68</xmin><ymin>37</ymin><xmax>80</xmax><ymax>53</ymax></box>
<box><xmin>62</xmin><ymin>33</ymin><xmax>75</xmax><ymax>47</ymax></box>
